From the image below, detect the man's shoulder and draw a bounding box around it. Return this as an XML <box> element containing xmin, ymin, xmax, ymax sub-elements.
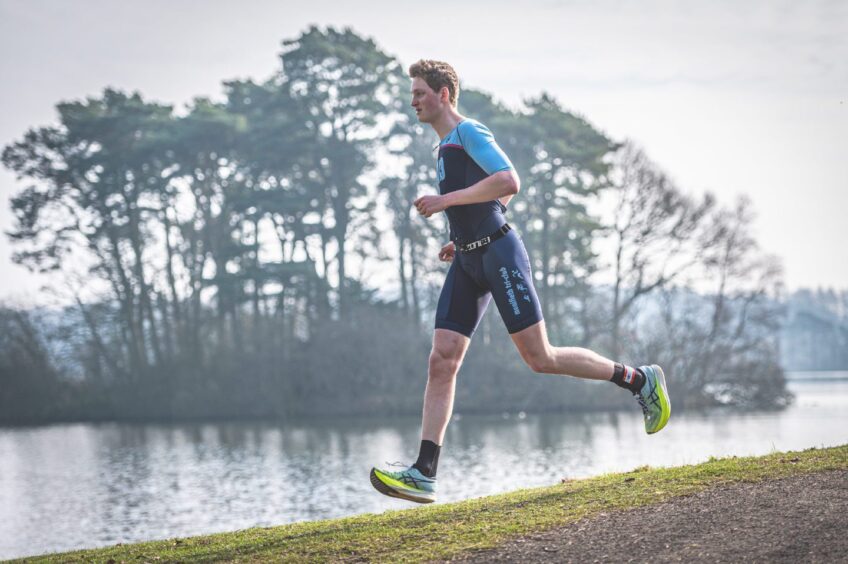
<box><xmin>457</xmin><ymin>118</ymin><xmax>494</xmax><ymax>145</ymax></box>
<box><xmin>458</xmin><ymin>118</ymin><xmax>490</xmax><ymax>133</ymax></box>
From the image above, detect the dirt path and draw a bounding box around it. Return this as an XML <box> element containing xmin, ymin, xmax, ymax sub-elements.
<box><xmin>449</xmin><ymin>470</ymin><xmax>848</xmax><ymax>563</ymax></box>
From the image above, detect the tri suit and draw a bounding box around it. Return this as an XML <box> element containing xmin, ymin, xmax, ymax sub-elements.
<box><xmin>434</xmin><ymin>119</ymin><xmax>544</xmax><ymax>337</ymax></box>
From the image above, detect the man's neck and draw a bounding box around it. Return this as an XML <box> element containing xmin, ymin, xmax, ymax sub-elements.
<box><xmin>431</xmin><ymin>108</ymin><xmax>465</xmax><ymax>140</ymax></box>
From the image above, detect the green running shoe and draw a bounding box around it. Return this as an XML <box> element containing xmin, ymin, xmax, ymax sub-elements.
<box><xmin>370</xmin><ymin>464</ymin><xmax>436</xmax><ymax>504</ymax></box>
<box><xmin>636</xmin><ymin>364</ymin><xmax>671</xmax><ymax>434</ymax></box>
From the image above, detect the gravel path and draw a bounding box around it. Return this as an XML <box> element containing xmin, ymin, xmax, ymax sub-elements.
<box><xmin>449</xmin><ymin>470</ymin><xmax>848</xmax><ymax>563</ymax></box>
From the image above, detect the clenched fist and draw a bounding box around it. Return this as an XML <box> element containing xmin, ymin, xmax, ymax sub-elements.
<box><xmin>414</xmin><ymin>194</ymin><xmax>449</xmax><ymax>218</ymax></box>
<box><xmin>438</xmin><ymin>241</ymin><xmax>455</xmax><ymax>262</ymax></box>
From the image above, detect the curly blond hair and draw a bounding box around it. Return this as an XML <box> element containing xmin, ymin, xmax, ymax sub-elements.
<box><xmin>408</xmin><ymin>59</ymin><xmax>459</xmax><ymax>107</ymax></box>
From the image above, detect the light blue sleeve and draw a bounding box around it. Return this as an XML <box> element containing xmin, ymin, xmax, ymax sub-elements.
<box><xmin>458</xmin><ymin>120</ymin><xmax>514</xmax><ymax>175</ymax></box>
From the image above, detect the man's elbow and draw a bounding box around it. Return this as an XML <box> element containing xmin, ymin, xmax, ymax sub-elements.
<box><xmin>501</xmin><ymin>170</ymin><xmax>520</xmax><ymax>195</ymax></box>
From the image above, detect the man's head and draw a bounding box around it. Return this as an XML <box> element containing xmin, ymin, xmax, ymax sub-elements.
<box><xmin>409</xmin><ymin>59</ymin><xmax>459</xmax><ymax>123</ymax></box>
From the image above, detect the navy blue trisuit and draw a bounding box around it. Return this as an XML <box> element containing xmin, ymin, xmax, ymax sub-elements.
<box><xmin>434</xmin><ymin>119</ymin><xmax>544</xmax><ymax>337</ymax></box>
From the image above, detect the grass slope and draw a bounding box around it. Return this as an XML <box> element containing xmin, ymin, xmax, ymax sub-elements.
<box><xmin>16</xmin><ymin>445</ymin><xmax>848</xmax><ymax>563</ymax></box>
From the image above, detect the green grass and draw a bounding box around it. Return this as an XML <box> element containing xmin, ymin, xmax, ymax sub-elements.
<box><xmin>16</xmin><ymin>445</ymin><xmax>847</xmax><ymax>563</ymax></box>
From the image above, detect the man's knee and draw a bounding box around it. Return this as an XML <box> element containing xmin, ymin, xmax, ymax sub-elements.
<box><xmin>429</xmin><ymin>348</ymin><xmax>461</xmax><ymax>379</ymax></box>
<box><xmin>523</xmin><ymin>350</ymin><xmax>553</xmax><ymax>374</ymax></box>
<box><xmin>429</xmin><ymin>336</ymin><xmax>465</xmax><ymax>379</ymax></box>
<box><xmin>510</xmin><ymin>321</ymin><xmax>555</xmax><ymax>374</ymax></box>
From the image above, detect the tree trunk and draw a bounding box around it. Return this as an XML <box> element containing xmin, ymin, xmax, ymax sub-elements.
<box><xmin>162</xmin><ymin>210</ymin><xmax>183</xmax><ymax>355</ymax></box>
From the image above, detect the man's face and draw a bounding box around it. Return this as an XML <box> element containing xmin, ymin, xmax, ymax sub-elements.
<box><xmin>410</xmin><ymin>77</ymin><xmax>446</xmax><ymax>124</ymax></box>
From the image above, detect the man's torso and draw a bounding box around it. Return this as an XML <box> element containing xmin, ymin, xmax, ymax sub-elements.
<box><xmin>437</xmin><ymin>119</ymin><xmax>513</xmax><ymax>244</ymax></box>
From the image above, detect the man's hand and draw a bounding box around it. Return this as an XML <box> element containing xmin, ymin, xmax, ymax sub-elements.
<box><xmin>438</xmin><ymin>241</ymin><xmax>455</xmax><ymax>262</ymax></box>
<box><xmin>414</xmin><ymin>194</ymin><xmax>449</xmax><ymax>218</ymax></box>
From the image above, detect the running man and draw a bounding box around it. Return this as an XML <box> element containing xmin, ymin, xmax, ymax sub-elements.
<box><xmin>370</xmin><ymin>60</ymin><xmax>670</xmax><ymax>504</ymax></box>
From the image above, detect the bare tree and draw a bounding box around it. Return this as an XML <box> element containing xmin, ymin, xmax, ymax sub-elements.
<box><xmin>604</xmin><ymin>142</ymin><xmax>715</xmax><ymax>358</ymax></box>
<box><xmin>630</xmin><ymin>197</ymin><xmax>788</xmax><ymax>408</ymax></box>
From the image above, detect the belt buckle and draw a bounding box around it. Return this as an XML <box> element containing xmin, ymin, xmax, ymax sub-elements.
<box><xmin>464</xmin><ymin>236</ymin><xmax>490</xmax><ymax>252</ymax></box>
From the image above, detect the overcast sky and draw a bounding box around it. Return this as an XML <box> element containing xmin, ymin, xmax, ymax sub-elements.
<box><xmin>1</xmin><ymin>0</ymin><xmax>846</xmax><ymax>304</ymax></box>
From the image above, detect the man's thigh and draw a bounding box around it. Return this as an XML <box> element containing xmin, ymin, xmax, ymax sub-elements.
<box><xmin>482</xmin><ymin>231</ymin><xmax>544</xmax><ymax>334</ymax></box>
<box><xmin>435</xmin><ymin>259</ymin><xmax>491</xmax><ymax>338</ymax></box>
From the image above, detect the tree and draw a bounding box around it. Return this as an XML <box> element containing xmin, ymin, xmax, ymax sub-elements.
<box><xmin>508</xmin><ymin>95</ymin><xmax>616</xmax><ymax>342</ymax></box>
<box><xmin>277</xmin><ymin>26</ymin><xmax>403</xmax><ymax>317</ymax></box>
<box><xmin>0</xmin><ymin>306</ymin><xmax>66</xmax><ymax>422</ymax></box>
<box><xmin>630</xmin><ymin>197</ymin><xmax>788</xmax><ymax>408</ymax></box>
<box><xmin>603</xmin><ymin>142</ymin><xmax>715</xmax><ymax>358</ymax></box>
<box><xmin>3</xmin><ymin>90</ymin><xmax>175</xmax><ymax>378</ymax></box>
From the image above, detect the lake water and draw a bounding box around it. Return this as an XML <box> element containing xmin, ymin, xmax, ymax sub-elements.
<box><xmin>1</xmin><ymin>372</ymin><xmax>846</xmax><ymax>560</ymax></box>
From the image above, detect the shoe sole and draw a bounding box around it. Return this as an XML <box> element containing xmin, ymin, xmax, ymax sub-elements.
<box><xmin>369</xmin><ymin>468</ymin><xmax>435</xmax><ymax>504</ymax></box>
<box><xmin>647</xmin><ymin>364</ymin><xmax>671</xmax><ymax>434</ymax></box>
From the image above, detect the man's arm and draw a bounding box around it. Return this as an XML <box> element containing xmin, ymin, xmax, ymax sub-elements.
<box><xmin>444</xmin><ymin>169</ymin><xmax>520</xmax><ymax>207</ymax></box>
<box><xmin>414</xmin><ymin>169</ymin><xmax>519</xmax><ymax>218</ymax></box>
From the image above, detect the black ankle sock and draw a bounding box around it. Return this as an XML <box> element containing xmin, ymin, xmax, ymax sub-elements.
<box><xmin>611</xmin><ymin>363</ymin><xmax>645</xmax><ymax>393</ymax></box>
<box><xmin>412</xmin><ymin>440</ymin><xmax>441</xmax><ymax>478</ymax></box>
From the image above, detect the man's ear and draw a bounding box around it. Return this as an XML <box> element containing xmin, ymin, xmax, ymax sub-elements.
<box><xmin>439</xmin><ymin>86</ymin><xmax>450</xmax><ymax>105</ymax></box>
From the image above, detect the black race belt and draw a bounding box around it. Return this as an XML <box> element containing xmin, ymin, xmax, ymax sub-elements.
<box><xmin>457</xmin><ymin>224</ymin><xmax>512</xmax><ymax>253</ymax></box>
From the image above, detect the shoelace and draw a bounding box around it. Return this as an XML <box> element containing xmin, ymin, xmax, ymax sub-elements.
<box><xmin>635</xmin><ymin>393</ymin><xmax>650</xmax><ymax>416</ymax></box>
<box><xmin>382</xmin><ymin>461</ymin><xmax>433</xmax><ymax>487</ymax></box>
<box><xmin>385</xmin><ymin>461</ymin><xmax>407</xmax><ymax>468</ymax></box>
<box><xmin>635</xmin><ymin>381</ymin><xmax>661</xmax><ymax>418</ymax></box>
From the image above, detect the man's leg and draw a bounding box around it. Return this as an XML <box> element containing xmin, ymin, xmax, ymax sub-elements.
<box><xmin>411</xmin><ymin>328</ymin><xmax>470</xmax><ymax>479</ymax></box>
<box><xmin>510</xmin><ymin>320</ymin><xmax>615</xmax><ymax>380</ymax></box>
<box><xmin>369</xmin><ymin>329</ymin><xmax>472</xmax><ymax>503</ymax></box>
<box><xmin>481</xmin><ymin>233</ymin><xmax>617</xmax><ymax>381</ymax></box>
<box><xmin>479</xmin><ymin>232</ymin><xmax>669</xmax><ymax>433</ymax></box>
<box><xmin>370</xmin><ymin>261</ymin><xmax>487</xmax><ymax>503</ymax></box>
<box><xmin>421</xmin><ymin>328</ymin><xmax>471</xmax><ymax>444</ymax></box>
<box><xmin>510</xmin><ymin>320</ymin><xmax>671</xmax><ymax>434</ymax></box>
<box><xmin>416</xmin><ymin>258</ymin><xmax>487</xmax><ymax>474</ymax></box>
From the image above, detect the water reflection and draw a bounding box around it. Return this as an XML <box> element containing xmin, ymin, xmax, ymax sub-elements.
<box><xmin>1</xmin><ymin>376</ymin><xmax>846</xmax><ymax>559</ymax></box>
